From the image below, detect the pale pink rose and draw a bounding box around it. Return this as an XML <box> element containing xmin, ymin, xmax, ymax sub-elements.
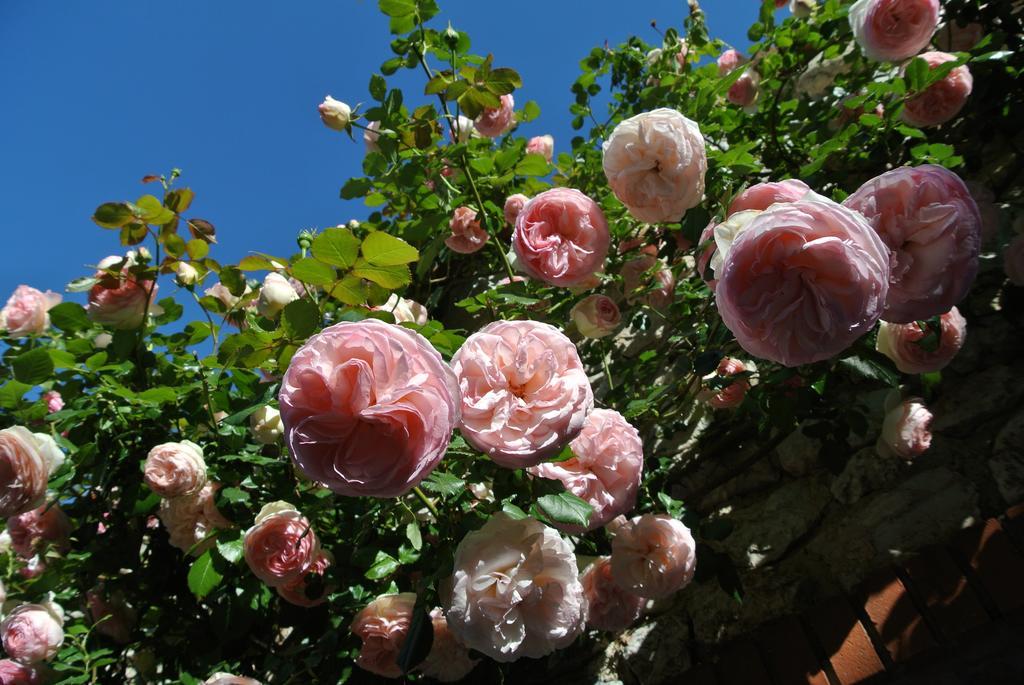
<box><xmin>0</xmin><ymin>659</ymin><xmax>41</xmax><ymax>684</ymax></box>
<box><xmin>728</xmin><ymin>179</ymin><xmax>810</xmax><ymax>216</ymax></box>
<box><xmin>87</xmin><ymin>268</ymin><xmax>156</xmax><ymax>330</ymax></box>
<box><xmin>363</xmin><ymin>120</ymin><xmax>382</xmax><ymax>153</ymax></box>
<box><xmin>513</xmin><ymin>188</ymin><xmax>611</xmax><ymax>287</ymax></box>
<box><xmin>277</xmin><ymin>550</ymin><xmax>332</xmax><ymax>607</ymax></box>
<box><xmin>418</xmin><ymin>608</ymin><xmax>479</xmax><ymax>682</ymax></box>
<box><xmin>144</xmin><ymin>440</ymin><xmax>207</xmax><ymax>499</ymax></box>
<box><xmin>716</xmin><ymin>196</ymin><xmax>890</xmax><ymax>366</ymax></box>
<box><xmin>374</xmin><ymin>293</ymin><xmax>428</xmax><ymax>325</ymax></box>
<box><xmin>244</xmin><ymin>502</ymin><xmax>319</xmax><ymax>588</ymax></box>
<box><xmin>158</xmin><ymin>482</ymin><xmax>231</xmax><ymax>555</ymax></box>
<box><xmin>204</xmin><ymin>674</ymin><xmax>262</xmax><ymax>685</ymax></box>
<box><xmin>7</xmin><ymin>505</ymin><xmax>71</xmax><ymax>559</ymax></box>
<box><xmin>87</xmin><ymin>588</ymin><xmax>136</xmax><ymax>644</ymax></box>
<box><xmin>445</xmin><ymin>206</ymin><xmax>488</xmax><ymax>254</ymax></box>
<box><xmin>279</xmin><ymin>320</ymin><xmax>460</xmax><ymax>497</ymax></box>
<box><xmin>350</xmin><ymin>593</ymin><xmax>415</xmax><ymax>678</ymax></box>
<box><xmin>474</xmin><ymin>94</ymin><xmax>515</xmax><ymax>138</ymax></box>
<box><xmin>0</xmin><ymin>286</ymin><xmax>61</xmax><ymax>337</ymax></box>
<box><xmin>934</xmin><ymin>21</ymin><xmax>984</xmax><ymax>53</ymax></box>
<box><xmin>451</xmin><ymin>320</ymin><xmax>593</xmax><ymax>468</ymax></box>
<box><xmin>1005</xmin><ymin>235</ymin><xmax>1024</xmax><ymax>286</ymax></box>
<box><xmin>0</xmin><ymin>428</ymin><xmax>64</xmax><ymax>519</ymax></box>
<box><xmin>602</xmin><ymin>108</ymin><xmax>706</xmax><ymax>223</ymax></box>
<box><xmin>503</xmin><ymin>194</ymin><xmax>529</xmax><ymax>227</ymax></box>
<box><xmin>844</xmin><ymin>165</ymin><xmax>981</xmax><ymax>323</ymax></box>
<box><xmin>204</xmin><ymin>282</ymin><xmax>252</xmax><ymax>311</ymax></box>
<box><xmin>445</xmin><ymin>513</ymin><xmax>586</xmax><ymax>661</ymax></box>
<box><xmin>528</xmin><ymin>408</ymin><xmax>643</xmax><ymax>532</ymax></box>
<box><xmin>876</xmin><ymin>307</ymin><xmax>966</xmax><ymax>374</ymax></box>
<box><xmin>849</xmin><ymin>0</ymin><xmax>940</xmax><ymax>62</ymax></box>
<box><xmin>0</xmin><ymin>603</ymin><xmax>63</xmax><ymax>664</ymax></box>
<box><xmin>965</xmin><ymin>182</ymin><xmax>1000</xmax><ymax>245</ymax></box>
<box><xmin>727</xmin><ymin>70</ymin><xmax>760</xmax><ymax>110</ymax></box>
<box><xmin>581</xmin><ymin>556</ymin><xmax>646</xmax><ymax>632</ymax></box>
<box><xmin>878</xmin><ymin>397</ymin><xmax>933</xmax><ymax>458</ymax></box>
<box><xmin>40</xmin><ymin>392</ymin><xmax>63</xmax><ymax>414</ymax></box>
<box><xmin>901</xmin><ymin>52</ymin><xmax>973</xmax><ymax>128</ymax></box>
<box><xmin>318</xmin><ymin>96</ymin><xmax>350</xmax><ymax>131</ymax></box>
<box><xmin>697</xmin><ymin>221</ymin><xmax>717</xmax><ymax>290</ymax></box>
<box><xmin>17</xmin><ymin>556</ymin><xmax>45</xmax><ymax>580</ymax></box>
<box><xmin>525</xmin><ymin>135</ymin><xmax>554</xmax><ymax>163</ymax></box>
<box><xmin>717</xmin><ymin>49</ymin><xmax>745</xmax><ymax>76</ymax></box>
<box><xmin>570</xmin><ymin>295</ymin><xmax>621</xmax><ymax>339</ymax></box>
<box><xmin>700</xmin><ymin>357</ymin><xmax>750</xmax><ymax>409</ymax></box>
<box><xmin>620</xmin><ymin>253</ymin><xmax>675</xmax><ymax>310</ymax></box>
<box><xmin>256</xmin><ymin>272</ymin><xmax>299</xmax><ymax>319</ymax></box>
<box><xmin>610</xmin><ymin>514</ymin><xmax>696</xmax><ymax>599</ymax></box>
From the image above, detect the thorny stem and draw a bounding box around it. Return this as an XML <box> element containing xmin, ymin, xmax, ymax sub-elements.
<box><xmin>412</xmin><ymin>485</ymin><xmax>440</xmax><ymax>519</ymax></box>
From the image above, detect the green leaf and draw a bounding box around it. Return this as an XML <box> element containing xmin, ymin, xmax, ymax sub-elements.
<box><xmin>187</xmin><ymin>550</ymin><xmax>224</xmax><ymax>599</ymax></box>
<box><xmin>312</xmin><ymin>228</ymin><xmax>361</xmax><ymax>269</ymax></box>
<box><xmin>904</xmin><ymin>56</ymin><xmax>929</xmax><ymax>91</ymax></box>
<box><xmin>281</xmin><ymin>299</ymin><xmax>320</xmax><ymax>339</ymax></box>
<box><xmin>838</xmin><ymin>355</ymin><xmax>899</xmax><ymax>387</ymax></box>
<box><xmin>369</xmin><ymin>73</ymin><xmax>387</xmax><ymax>101</ymax></box>
<box><xmin>421</xmin><ymin>471</ymin><xmax>466</xmax><ymax>497</ymax></box>
<box><xmin>48</xmin><ymin>302</ymin><xmax>91</xmax><ymax>332</ymax></box>
<box><xmin>92</xmin><ymin>202</ymin><xmax>135</xmax><ymax>229</ymax></box>
<box><xmin>537</xmin><ymin>492</ymin><xmax>592</xmax><ymax>528</ymax></box>
<box><xmin>657</xmin><ymin>492</ymin><xmax>686</xmax><ymax>519</ymax></box>
<box><xmin>405</xmin><ymin>522</ymin><xmax>422</xmax><ymax>551</ymax></box>
<box><xmin>238</xmin><ymin>255</ymin><xmax>275</xmax><ymax>271</ymax></box>
<box><xmin>11</xmin><ymin>348</ymin><xmax>54</xmax><ymax>385</ymax></box>
<box><xmin>520</xmin><ymin>100</ymin><xmax>541</xmax><ymax>122</ymax></box>
<box><xmin>290</xmin><ymin>258</ymin><xmax>336</xmax><ymax>287</ymax></box>
<box><xmin>378</xmin><ymin>0</ymin><xmax>415</xmax><ymax>17</ymax></box>
<box><xmin>219</xmin><ymin>266</ymin><xmax>247</xmax><ymax>297</ymax></box>
<box><xmin>137</xmin><ymin>387</ymin><xmax>178</xmax><ymax>405</ymax></box>
<box><xmin>0</xmin><ymin>381</ymin><xmax>32</xmax><ymax>409</ymax></box>
<box><xmin>329</xmin><ymin>275</ymin><xmax>369</xmax><ymax>306</ymax></box>
<box><xmin>351</xmin><ymin>260</ymin><xmax>411</xmax><ymax>289</ymax></box>
<box><xmin>66</xmin><ymin>276</ymin><xmax>99</xmax><ymax>293</ymax></box>
<box><xmin>365</xmin><ymin>551</ymin><xmax>400</xmax><ymax>580</ymax></box>
<box><xmin>215</xmin><ymin>531</ymin><xmax>244</xmax><ymax>564</ymax></box>
<box><xmin>186</xmin><ymin>239</ymin><xmax>209</xmax><ymax>260</ymax></box>
<box><xmin>136</xmin><ymin>195</ymin><xmax>175</xmax><ymax>225</ymax></box>
<box><xmin>501</xmin><ymin>500</ymin><xmax>528</xmax><ymax>519</ymax></box>
<box><xmin>361</xmin><ymin>231</ymin><xmax>419</xmax><ymax>266</ymax></box>
<box><xmin>515</xmin><ymin>154</ymin><xmax>551</xmax><ymax>176</ymax></box>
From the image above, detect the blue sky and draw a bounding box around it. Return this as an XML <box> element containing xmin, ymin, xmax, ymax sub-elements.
<box><xmin>0</xmin><ymin>0</ymin><xmax>767</xmax><ymax>304</ymax></box>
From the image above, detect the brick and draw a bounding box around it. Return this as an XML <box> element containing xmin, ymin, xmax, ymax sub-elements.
<box><xmin>756</xmin><ymin>616</ymin><xmax>829</xmax><ymax>685</ymax></box>
<box><xmin>715</xmin><ymin>640</ymin><xmax>772</xmax><ymax>685</ymax></box>
<box><xmin>805</xmin><ymin>597</ymin><xmax>886</xmax><ymax>684</ymax></box>
<box><xmin>952</xmin><ymin>519</ymin><xmax>1024</xmax><ymax>614</ymax></box>
<box><xmin>859</xmin><ymin>567</ymin><xmax>939</xmax><ymax>662</ymax></box>
<box><xmin>681</xmin><ymin>663</ymin><xmax>718</xmax><ymax>685</ymax></box>
<box><xmin>902</xmin><ymin>546</ymin><xmax>990</xmax><ymax>642</ymax></box>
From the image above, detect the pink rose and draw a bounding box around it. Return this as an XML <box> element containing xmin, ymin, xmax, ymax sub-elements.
<box><xmin>474</xmin><ymin>94</ymin><xmax>515</xmax><ymax>138</ymax></box>
<box><xmin>844</xmin><ymin>165</ymin><xmax>981</xmax><ymax>323</ymax></box>
<box><xmin>418</xmin><ymin>608</ymin><xmax>479</xmax><ymax>683</ymax></box>
<box><xmin>901</xmin><ymin>52</ymin><xmax>973</xmax><ymax>128</ymax></box>
<box><xmin>17</xmin><ymin>557</ymin><xmax>45</xmax><ymax>580</ymax></box>
<box><xmin>934</xmin><ymin>21</ymin><xmax>984</xmax><ymax>53</ymax></box>
<box><xmin>774</xmin><ymin>0</ymin><xmax>787</xmax><ymax>7</ymax></box>
<box><xmin>525</xmin><ymin>134</ymin><xmax>554</xmax><ymax>163</ymax></box>
<box><xmin>363</xmin><ymin>120</ymin><xmax>381</xmax><ymax>153</ymax></box>
<box><xmin>243</xmin><ymin>502</ymin><xmax>319</xmax><ymax>588</ymax></box>
<box><xmin>0</xmin><ymin>603</ymin><xmax>63</xmax><ymax>664</ymax></box>
<box><xmin>445</xmin><ymin>513</ymin><xmax>586</xmax><ymax>661</ymax></box>
<box><xmin>277</xmin><ymin>550</ymin><xmax>332</xmax><ymax>607</ymax></box>
<box><xmin>204</xmin><ymin>674</ymin><xmax>262</xmax><ymax>685</ymax></box>
<box><xmin>503</xmin><ymin>194</ymin><xmax>528</xmax><ymax>227</ymax></box>
<box><xmin>697</xmin><ymin>221</ymin><xmax>717</xmax><ymax>290</ymax></box>
<box><xmin>0</xmin><ymin>659</ymin><xmax>41</xmax><ymax>684</ymax></box>
<box><xmin>610</xmin><ymin>514</ymin><xmax>696</xmax><ymax>599</ymax></box>
<box><xmin>0</xmin><ymin>427</ymin><xmax>64</xmax><ymax>518</ymax></box>
<box><xmin>144</xmin><ymin>440</ymin><xmax>207</xmax><ymax>499</ymax></box>
<box><xmin>451</xmin><ymin>320</ymin><xmax>593</xmax><ymax>468</ymax></box>
<box><xmin>7</xmin><ymin>505</ymin><xmax>71</xmax><ymax>559</ymax></box>
<box><xmin>570</xmin><ymin>294</ymin><xmax>621</xmax><ymax>339</ymax></box>
<box><xmin>87</xmin><ymin>588</ymin><xmax>136</xmax><ymax>644</ymax></box>
<box><xmin>0</xmin><ymin>286</ymin><xmax>61</xmax><ymax>337</ymax></box>
<box><xmin>716</xmin><ymin>196</ymin><xmax>890</xmax><ymax>366</ymax></box>
<box><xmin>848</xmin><ymin>0</ymin><xmax>940</xmax><ymax>62</ymax></box>
<box><xmin>581</xmin><ymin>556</ymin><xmax>646</xmax><ymax>632</ymax></box>
<box><xmin>158</xmin><ymin>482</ymin><xmax>231</xmax><ymax>555</ymax></box>
<box><xmin>512</xmin><ymin>188</ymin><xmax>611</xmax><ymax>286</ymax></box>
<box><xmin>350</xmin><ymin>593</ymin><xmax>415</xmax><ymax>678</ymax></box>
<box><xmin>279</xmin><ymin>319</ymin><xmax>460</xmax><ymax>497</ymax></box>
<box><xmin>445</xmin><ymin>206</ymin><xmax>488</xmax><ymax>254</ymax></box>
<box><xmin>41</xmin><ymin>392</ymin><xmax>63</xmax><ymax>414</ymax></box>
<box><xmin>374</xmin><ymin>293</ymin><xmax>428</xmax><ymax>325</ymax></box>
<box><xmin>528</xmin><ymin>408</ymin><xmax>643</xmax><ymax>532</ymax></box>
<box><xmin>727</xmin><ymin>179</ymin><xmax>810</xmax><ymax>217</ymax></box>
<box><xmin>727</xmin><ymin>70</ymin><xmax>760</xmax><ymax>110</ymax></box>
<box><xmin>717</xmin><ymin>49</ymin><xmax>745</xmax><ymax>76</ymax></box>
<box><xmin>602</xmin><ymin>108</ymin><xmax>707</xmax><ymax>223</ymax></box>
<box><xmin>876</xmin><ymin>307</ymin><xmax>967</xmax><ymax>374</ymax></box>
<box><xmin>700</xmin><ymin>357</ymin><xmax>750</xmax><ymax>409</ymax></box>
<box><xmin>1005</xmin><ymin>235</ymin><xmax>1024</xmax><ymax>286</ymax></box>
<box><xmin>878</xmin><ymin>397</ymin><xmax>933</xmax><ymax>459</ymax></box>
<box><xmin>87</xmin><ymin>267</ymin><xmax>156</xmax><ymax>331</ymax></box>
<box><xmin>620</xmin><ymin>253</ymin><xmax>675</xmax><ymax>310</ymax></box>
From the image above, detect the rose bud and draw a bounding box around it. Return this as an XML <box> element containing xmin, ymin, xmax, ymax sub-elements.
<box><xmin>570</xmin><ymin>294</ymin><xmax>621</xmax><ymax>339</ymax></box>
<box><xmin>318</xmin><ymin>96</ymin><xmax>351</xmax><ymax>131</ymax></box>
<box><xmin>876</xmin><ymin>307</ymin><xmax>967</xmax><ymax>374</ymax></box>
<box><xmin>445</xmin><ymin>206</ymin><xmax>488</xmax><ymax>255</ymax></box>
<box><xmin>878</xmin><ymin>396</ymin><xmax>933</xmax><ymax>459</ymax></box>
<box><xmin>256</xmin><ymin>273</ymin><xmax>299</xmax><ymax>319</ymax></box>
<box><xmin>249</xmin><ymin>405</ymin><xmax>283</xmax><ymax>445</ymax></box>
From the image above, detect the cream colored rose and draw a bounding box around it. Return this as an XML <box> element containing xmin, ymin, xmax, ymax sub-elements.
<box><xmin>256</xmin><ymin>273</ymin><xmax>299</xmax><ymax>319</ymax></box>
<box><xmin>318</xmin><ymin>96</ymin><xmax>351</xmax><ymax>131</ymax></box>
<box><xmin>144</xmin><ymin>441</ymin><xmax>207</xmax><ymax>499</ymax></box>
<box><xmin>374</xmin><ymin>293</ymin><xmax>428</xmax><ymax>325</ymax></box>
<box><xmin>249</xmin><ymin>405</ymin><xmax>283</xmax><ymax>445</ymax></box>
<box><xmin>570</xmin><ymin>294</ymin><xmax>621</xmax><ymax>339</ymax></box>
<box><xmin>158</xmin><ymin>482</ymin><xmax>231</xmax><ymax>555</ymax></box>
<box><xmin>175</xmin><ymin>262</ymin><xmax>199</xmax><ymax>287</ymax></box>
<box><xmin>610</xmin><ymin>514</ymin><xmax>696</xmax><ymax>599</ymax></box>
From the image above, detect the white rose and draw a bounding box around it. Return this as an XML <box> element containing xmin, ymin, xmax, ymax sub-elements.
<box><xmin>318</xmin><ymin>96</ymin><xmax>351</xmax><ymax>131</ymax></box>
<box><xmin>249</xmin><ymin>405</ymin><xmax>283</xmax><ymax>445</ymax></box>
<box><xmin>256</xmin><ymin>273</ymin><xmax>299</xmax><ymax>319</ymax></box>
<box><xmin>175</xmin><ymin>262</ymin><xmax>199</xmax><ymax>287</ymax></box>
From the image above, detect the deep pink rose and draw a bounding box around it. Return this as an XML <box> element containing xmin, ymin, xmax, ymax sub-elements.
<box><xmin>244</xmin><ymin>502</ymin><xmax>319</xmax><ymax>588</ymax></box>
<box><xmin>570</xmin><ymin>294</ymin><xmax>621</xmax><ymax>339</ymax></box>
<box><xmin>0</xmin><ymin>427</ymin><xmax>64</xmax><ymax>519</ymax></box>
<box><xmin>41</xmin><ymin>391</ymin><xmax>63</xmax><ymax>414</ymax></box>
<box><xmin>1006</xmin><ymin>235</ymin><xmax>1024</xmax><ymax>286</ymax></box>
<box><xmin>727</xmin><ymin>71</ymin><xmax>760</xmax><ymax>110</ymax></box>
<box><xmin>0</xmin><ymin>603</ymin><xmax>63</xmax><ymax>664</ymax></box>
<box><xmin>610</xmin><ymin>514</ymin><xmax>697</xmax><ymax>599</ymax></box>
<box><xmin>418</xmin><ymin>608</ymin><xmax>478</xmax><ymax>683</ymax></box>
<box><xmin>620</xmin><ymin>252</ymin><xmax>675</xmax><ymax>310</ymax></box>
<box><xmin>280</xmin><ymin>319</ymin><xmax>460</xmax><ymax>497</ymax></box>
<box><xmin>351</xmin><ymin>593</ymin><xmax>415</xmax><ymax>678</ymax></box>
<box><xmin>878</xmin><ymin>397</ymin><xmax>933</xmax><ymax>459</ymax></box>
<box><xmin>716</xmin><ymin>196</ymin><xmax>890</xmax><ymax>366</ymax></box>
<box><xmin>844</xmin><ymin>165</ymin><xmax>981</xmax><ymax>323</ymax></box>
<box><xmin>513</xmin><ymin>188</ymin><xmax>611</xmax><ymax>287</ymax></box>
<box><xmin>717</xmin><ymin>49</ymin><xmax>745</xmax><ymax>76</ymax></box>
<box><xmin>0</xmin><ymin>286</ymin><xmax>61</xmax><ymax>337</ymax></box>
<box><xmin>728</xmin><ymin>179</ymin><xmax>810</xmax><ymax>216</ymax></box>
<box><xmin>876</xmin><ymin>307</ymin><xmax>967</xmax><ymax>374</ymax></box>
<box><xmin>503</xmin><ymin>194</ymin><xmax>529</xmax><ymax>227</ymax></box>
<box><xmin>848</xmin><ymin>0</ymin><xmax>940</xmax><ymax>62</ymax></box>
<box><xmin>452</xmin><ymin>320</ymin><xmax>593</xmax><ymax>468</ymax></box>
<box><xmin>528</xmin><ymin>408</ymin><xmax>643</xmax><ymax>532</ymax></box>
<box><xmin>87</xmin><ymin>266</ymin><xmax>156</xmax><ymax>330</ymax></box>
<box><xmin>526</xmin><ymin>135</ymin><xmax>554</xmax><ymax>163</ymax></box>
<box><xmin>901</xmin><ymin>52</ymin><xmax>973</xmax><ymax>128</ymax></box>
<box><xmin>700</xmin><ymin>357</ymin><xmax>750</xmax><ymax>409</ymax></box>
<box><xmin>581</xmin><ymin>556</ymin><xmax>646</xmax><ymax>632</ymax></box>
<box><xmin>474</xmin><ymin>94</ymin><xmax>515</xmax><ymax>138</ymax></box>
<box><xmin>445</xmin><ymin>206</ymin><xmax>488</xmax><ymax>254</ymax></box>
<box><xmin>934</xmin><ymin>21</ymin><xmax>984</xmax><ymax>53</ymax></box>
<box><xmin>0</xmin><ymin>659</ymin><xmax>41</xmax><ymax>684</ymax></box>
<box><xmin>277</xmin><ymin>550</ymin><xmax>332</xmax><ymax>607</ymax></box>
<box><xmin>7</xmin><ymin>505</ymin><xmax>71</xmax><ymax>559</ymax></box>
<box><xmin>158</xmin><ymin>482</ymin><xmax>231</xmax><ymax>555</ymax></box>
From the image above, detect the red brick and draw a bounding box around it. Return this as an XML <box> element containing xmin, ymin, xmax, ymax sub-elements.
<box><xmin>715</xmin><ymin>640</ymin><xmax>772</xmax><ymax>685</ymax></box>
<box><xmin>681</xmin><ymin>663</ymin><xmax>718</xmax><ymax>685</ymax></box>
<box><xmin>952</xmin><ymin>519</ymin><xmax>1024</xmax><ymax>613</ymax></box>
<box><xmin>902</xmin><ymin>545</ymin><xmax>990</xmax><ymax>642</ymax></box>
<box><xmin>805</xmin><ymin>597</ymin><xmax>886</xmax><ymax>684</ymax></box>
<box><xmin>756</xmin><ymin>616</ymin><xmax>829</xmax><ymax>685</ymax></box>
<box><xmin>859</xmin><ymin>567</ymin><xmax>939</xmax><ymax>662</ymax></box>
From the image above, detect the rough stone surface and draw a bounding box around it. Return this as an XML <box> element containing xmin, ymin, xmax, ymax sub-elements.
<box><xmin>991</xmin><ymin>408</ymin><xmax>1024</xmax><ymax>505</ymax></box>
<box><xmin>831</xmin><ymin>446</ymin><xmax>903</xmax><ymax>504</ymax></box>
<box><xmin>775</xmin><ymin>427</ymin><xmax>822</xmax><ymax>477</ymax></box>
<box><xmin>932</xmin><ymin>363</ymin><xmax>1024</xmax><ymax>435</ymax></box>
<box><xmin>592</xmin><ymin>613</ymin><xmax>692</xmax><ymax>685</ymax></box>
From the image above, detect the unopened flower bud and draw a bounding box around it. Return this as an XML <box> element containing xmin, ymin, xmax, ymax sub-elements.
<box><xmin>318</xmin><ymin>96</ymin><xmax>351</xmax><ymax>131</ymax></box>
<box><xmin>175</xmin><ymin>262</ymin><xmax>199</xmax><ymax>287</ymax></box>
<box><xmin>297</xmin><ymin>230</ymin><xmax>315</xmax><ymax>251</ymax></box>
<box><xmin>257</xmin><ymin>273</ymin><xmax>299</xmax><ymax>319</ymax></box>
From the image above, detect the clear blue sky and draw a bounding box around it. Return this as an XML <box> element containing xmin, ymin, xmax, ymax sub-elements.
<box><xmin>0</xmin><ymin>0</ymin><xmax>769</xmax><ymax>303</ymax></box>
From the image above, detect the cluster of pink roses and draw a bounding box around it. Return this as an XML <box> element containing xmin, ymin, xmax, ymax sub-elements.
<box><xmin>243</xmin><ymin>502</ymin><xmax>332</xmax><ymax>607</ymax></box>
<box><xmin>0</xmin><ymin>600</ymin><xmax>65</xmax><ymax>674</ymax></box>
